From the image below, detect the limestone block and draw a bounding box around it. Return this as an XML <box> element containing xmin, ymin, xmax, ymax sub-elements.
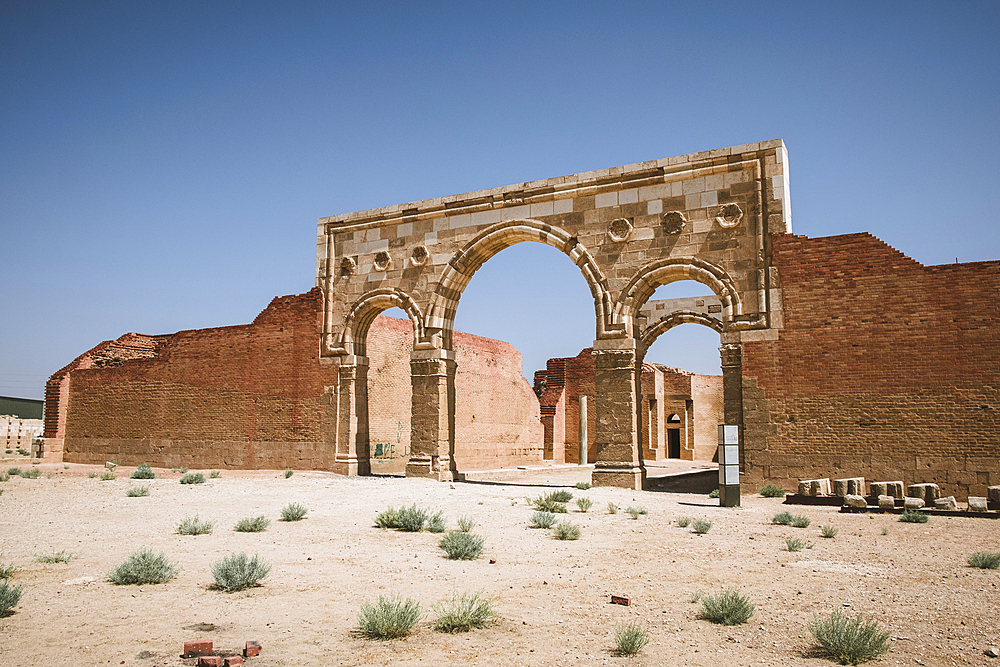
<box><xmin>797</xmin><ymin>478</ymin><xmax>831</xmax><ymax>496</ymax></box>
<box><xmin>834</xmin><ymin>477</ymin><xmax>865</xmax><ymax>497</ymax></box>
<box><xmin>934</xmin><ymin>496</ymin><xmax>958</xmax><ymax>511</ymax></box>
<box><xmin>870</xmin><ymin>482</ymin><xmax>888</xmax><ymax>497</ymax></box>
<box><xmin>989</xmin><ymin>486</ymin><xmax>1000</xmax><ymax>504</ymax></box>
<box><xmin>878</xmin><ymin>495</ymin><xmax>896</xmax><ymax>510</ymax></box>
<box><xmin>903</xmin><ymin>497</ymin><xmax>925</xmax><ymax>510</ymax></box>
<box><xmin>885</xmin><ymin>481</ymin><xmax>904</xmax><ymax>498</ymax></box>
<box><xmin>907</xmin><ymin>483</ymin><xmax>940</xmax><ymax>502</ymax></box>
<box><xmin>968</xmin><ymin>496</ymin><xmax>989</xmax><ymax>512</ymax></box>
<box><xmin>844</xmin><ymin>494</ymin><xmax>868</xmax><ymax>508</ymax></box>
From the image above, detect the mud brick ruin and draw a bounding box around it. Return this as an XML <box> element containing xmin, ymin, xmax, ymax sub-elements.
<box><xmin>42</xmin><ymin>140</ymin><xmax>999</xmax><ymax>498</ymax></box>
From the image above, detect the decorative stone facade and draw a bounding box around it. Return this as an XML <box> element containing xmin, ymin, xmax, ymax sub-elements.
<box><xmin>318</xmin><ymin>140</ymin><xmax>791</xmax><ymax>487</ymax></box>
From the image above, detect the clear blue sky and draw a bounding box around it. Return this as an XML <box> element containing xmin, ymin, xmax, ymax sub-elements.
<box><xmin>2</xmin><ymin>1</ymin><xmax>998</xmax><ymax>399</ymax></box>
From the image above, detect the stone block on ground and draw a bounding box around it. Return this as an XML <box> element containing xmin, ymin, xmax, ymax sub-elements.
<box><xmin>834</xmin><ymin>477</ymin><xmax>864</xmax><ymax>497</ymax></box>
<box><xmin>968</xmin><ymin>496</ymin><xmax>989</xmax><ymax>512</ymax></box>
<box><xmin>184</xmin><ymin>641</ymin><xmax>213</xmax><ymax>658</ymax></box>
<box><xmin>907</xmin><ymin>483</ymin><xmax>940</xmax><ymax>502</ymax></box>
<box><xmin>870</xmin><ymin>482</ymin><xmax>888</xmax><ymax>497</ymax></box>
<box><xmin>878</xmin><ymin>495</ymin><xmax>895</xmax><ymax>509</ymax></box>
<box><xmin>798</xmin><ymin>478</ymin><xmax>830</xmax><ymax>496</ymax></box>
<box><xmin>885</xmin><ymin>481</ymin><xmax>904</xmax><ymax>498</ymax></box>
<box><xmin>934</xmin><ymin>496</ymin><xmax>958</xmax><ymax>511</ymax></box>
<box><xmin>989</xmin><ymin>486</ymin><xmax>1000</xmax><ymax>504</ymax></box>
<box><xmin>903</xmin><ymin>496</ymin><xmax>925</xmax><ymax>510</ymax></box>
<box><xmin>844</xmin><ymin>494</ymin><xmax>868</xmax><ymax>508</ymax></box>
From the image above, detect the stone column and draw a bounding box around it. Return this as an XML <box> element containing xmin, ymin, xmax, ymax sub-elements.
<box><xmin>406</xmin><ymin>349</ymin><xmax>456</xmax><ymax>481</ymax></box>
<box><xmin>719</xmin><ymin>341</ymin><xmax>745</xmax><ymax>469</ymax></box>
<box><xmin>334</xmin><ymin>356</ymin><xmax>370</xmax><ymax>476</ymax></box>
<box><xmin>591</xmin><ymin>339</ymin><xmax>643</xmax><ymax>489</ymax></box>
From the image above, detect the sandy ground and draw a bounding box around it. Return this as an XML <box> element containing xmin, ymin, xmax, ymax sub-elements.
<box><xmin>1</xmin><ymin>462</ymin><xmax>999</xmax><ymax>667</ymax></box>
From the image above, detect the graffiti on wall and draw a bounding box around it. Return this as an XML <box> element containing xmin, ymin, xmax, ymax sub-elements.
<box><xmin>372</xmin><ymin>420</ymin><xmax>409</xmax><ymax>459</ymax></box>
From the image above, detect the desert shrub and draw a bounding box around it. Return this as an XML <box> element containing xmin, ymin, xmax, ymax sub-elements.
<box><xmin>130</xmin><ymin>464</ymin><xmax>155</xmax><ymax>479</ymax></box>
<box><xmin>0</xmin><ymin>561</ymin><xmax>15</xmax><ymax>579</ymax></box>
<box><xmin>35</xmin><ymin>550</ymin><xmax>76</xmax><ymax>563</ymax></box>
<box><xmin>699</xmin><ymin>589</ymin><xmax>755</xmax><ymax>625</ymax></box>
<box><xmin>899</xmin><ymin>509</ymin><xmax>929</xmax><ymax>523</ymax></box>
<box><xmin>772</xmin><ymin>511</ymin><xmax>794</xmax><ymax>525</ymax></box>
<box><xmin>810</xmin><ymin>610</ymin><xmax>891</xmax><ymax>665</ymax></box>
<box><xmin>170</xmin><ymin>467</ymin><xmax>188</xmax><ymax>474</ymax></box>
<box><xmin>785</xmin><ymin>537</ymin><xmax>813</xmax><ymax>552</ymax></box>
<box><xmin>280</xmin><ymin>503</ymin><xmax>308</xmax><ymax>522</ymax></box>
<box><xmin>625</xmin><ymin>506</ymin><xmax>648</xmax><ymax>520</ymax></box>
<box><xmin>16</xmin><ymin>448</ymin><xmax>29</xmax><ymax>456</ymax></box>
<box><xmin>549</xmin><ymin>489</ymin><xmax>573</xmax><ymax>503</ymax></box>
<box><xmin>234</xmin><ymin>516</ymin><xmax>271</xmax><ymax>533</ymax></box>
<box><xmin>427</xmin><ymin>511</ymin><xmax>447</xmax><ymax>533</ymax></box>
<box><xmin>530</xmin><ymin>493</ymin><xmax>568</xmax><ymax>514</ymax></box>
<box><xmin>20</xmin><ymin>468</ymin><xmax>41</xmax><ymax>479</ymax></box>
<box><xmin>0</xmin><ymin>580</ymin><xmax>23</xmax><ymax>615</ymax></box>
<box><xmin>607</xmin><ymin>502</ymin><xmax>619</xmax><ymax>515</ymax></box>
<box><xmin>456</xmin><ymin>516</ymin><xmax>476</xmax><ymax>533</ymax></box>
<box><xmin>692</xmin><ymin>519</ymin><xmax>713</xmax><ymax>534</ymax></box>
<box><xmin>396</xmin><ymin>505</ymin><xmax>430</xmax><ymax>532</ymax></box>
<box><xmin>791</xmin><ymin>515</ymin><xmax>812</xmax><ymax>528</ymax></box>
<box><xmin>97</xmin><ymin>470</ymin><xmax>114</xmax><ymax>481</ymax></box>
<box><xmin>708</xmin><ymin>488</ymin><xmax>720</xmax><ymax>499</ymax></box>
<box><xmin>881</xmin><ymin>527</ymin><xmax>890</xmax><ymax>535</ymax></box>
<box><xmin>211</xmin><ymin>552</ymin><xmax>270</xmax><ymax>592</ymax></box>
<box><xmin>967</xmin><ymin>551</ymin><xmax>1000</xmax><ymax>569</ymax></box>
<box><xmin>575</xmin><ymin>497</ymin><xmax>593</xmax><ymax>512</ymax></box>
<box><xmin>552</xmin><ymin>522</ymin><xmax>581</xmax><ymax>541</ymax></box>
<box><xmin>284</xmin><ymin>469</ymin><xmax>293</xmax><ymax>478</ymax></box>
<box><xmin>87</xmin><ymin>472</ymin><xmax>97</xmax><ymax>478</ymax></box>
<box><xmin>614</xmin><ymin>621</ymin><xmax>650</xmax><ymax>657</ymax></box>
<box><xmin>374</xmin><ymin>507</ymin><xmax>401</xmax><ymax>529</ymax></box>
<box><xmin>177</xmin><ymin>516</ymin><xmax>214</xmax><ymax>535</ymax></box>
<box><xmin>439</xmin><ymin>531</ymin><xmax>484</xmax><ymax>560</ymax></box>
<box><xmin>357</xmin><ymin>594</ymin><xmax>420</xmax><ymax>640</ymax></box>
<box><xmin>108</xmin><ymin>549</ymin><xmax>178</xmax><ymax>585</ymax></box>
<box><xmin>6</xmin><ymin>467</ymin><xmax>21</xmax><ymax>477</ymax></box>
<box><xmin>689</xmin><ymin>590</ymin><xmax>703</xmax><ymax>603</ymax></box>
<box><xmin>179</xmin><ymin>472</ymin><xmax>205</xmax><ymax>485</ymax></box>
<box><xmin>574</xmin><ymin>481</ymin><xmax>592</xmax><ymax>490</ymax></box>
<box><xmin>759</xmin><ymin>483</ymin><xmax>786</xmax><ymax>498</ymax></box>
<box><xmin>126</xmin><ymin>486</ymin><xmax>149</xmax><ymax>497</ymax></box>
<box><xmin>677</xmin><ymin>516</ymin><xmax>692</xmax><ymax>528</ymax></box>
<box><xmin>821</xmin><ymin>525</ymin><xmax>839</xmax><ymax>539</ymax></box>
<box><xmin>209</xmin><ymin>470</ymin><xmax>220</xmax><ymax>478</ymax></box>
<box><xmin>2</xmin><ymin>450</ymin><xmax>9</xmax><ymax>454</ymax></box>
<box><xmin>432</xmin><ymin>591</ymin><xmax>497</xmax><ymax>632</ymax></box>
<box><xmin>0</xmin><ymin>473</ymin><xmax>7</xmax><ymax>482</ymax></box>
<box><xmin>530</xmin><ymin>511</ymin><xmax>558</xmax><ymax>529</ymax></box>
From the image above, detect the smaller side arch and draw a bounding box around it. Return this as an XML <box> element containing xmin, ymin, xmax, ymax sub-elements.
<box><xmin>638</xmin><ymin>311</ymin><xmax>724</xmax><ymax>360</ymax></box>
<box><xmin>341</xmin><ymin>288</ymin><xmax>424</xmax><ymax>357</ymax></box>
<box><xmin>616</xmin><ymin>257</ymin><xmax>742</xmax><ymax>337</ymax></box>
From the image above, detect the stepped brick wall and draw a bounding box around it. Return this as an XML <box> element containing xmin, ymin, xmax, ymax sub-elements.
<box><xmin>44</xmin><ymin>289</ymin><xmax>541</xmax><ymax>472</ymax></box>
<box><xmin>741</xmin><ymin>233</ymin><xmax>1000</xmax><ymax>499</ymax></box>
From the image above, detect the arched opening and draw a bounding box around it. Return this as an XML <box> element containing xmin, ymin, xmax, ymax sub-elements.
<box><xmin>364</xmin><ymin>306</ymin><xmax>412</xmax><ymax>475</ymax></box>
<box><xmin>633</xmin><ymin>278</ymin><xmax>728</xmax><ymax>469</ymax></box>
<box><xmin>448</xmin><ymin>238</ymin><xmax>598</xmax><ymax>472</ymax></box>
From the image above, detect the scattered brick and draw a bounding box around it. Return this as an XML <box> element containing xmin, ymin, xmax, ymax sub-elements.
<box><xmin>244</xmin><ymin>640</ymin><xmax>262</xmax><ymax>658</ymax></box>
<box><xmin>610</xmin><ymin>595</ymin><xmax>631</xmax><ymax>606</ymax></box>
<box><xmin>197</xmin><ymin>657</ymin><xmax>221</xmax><ymax>667</ymax></box>
<box><xmin>184</xmin><ymin>640</ymin><xmax>213</xmax><ymax>657</ymax></box>
<box><xmin>224</xmin><ymin>657</ymin><xmax>244</xmax><ymax>666</ymax></box>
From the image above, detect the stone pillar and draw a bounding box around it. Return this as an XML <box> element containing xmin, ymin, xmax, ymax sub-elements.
<box><xmin>406</xmin><ymin>349</ymin><xmax>456</xmax><ymax>481</ymax></box>
<box><xmin>334</xmin><ymin>357</ymin><xmax>370</xmax><ymax>476</ymax></box>
<box><xmin>591</xmin><ymin>339</ymin><xmax>643</xmax><ymax>489</ymax></box>
<box><xmin>578</xmin><ymin>395</ymin><xmax>588</xmax><ymax>465</ymax></box>
<box><xmin>719</xmin><ymin>342</ymin><xmax>745</xmax><ymax>470</ymax></box>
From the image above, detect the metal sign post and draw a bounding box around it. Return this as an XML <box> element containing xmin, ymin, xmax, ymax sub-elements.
<box><xmin>718</xmin><ymin>425</ymin><xmax>740</xmax><ymax>507</ymax></box>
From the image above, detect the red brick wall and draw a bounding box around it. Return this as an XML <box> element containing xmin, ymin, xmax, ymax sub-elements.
<box><xmin>742</xmin><ymin>233</ymin><xmax>1000</xmax><ymax>499</ymax></box>
<box><xmin>50</xmin><ymin>292</ymin><xmax>542</xmax><ymax>472</ymax></box>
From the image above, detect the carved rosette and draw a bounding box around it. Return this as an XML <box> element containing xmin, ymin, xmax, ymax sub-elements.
<box><xmin>716</xmin><ymin>203</ymin><xmax>744</xmax><ymax>228</ymax></box>
<box><xmin>373</xmin><ymin>251</ymin><xmax>392</xmax><ymax>272</ymax></box>
<box><xmin>607</xmin><ymin>218</ymin><xmax>633</xmax><ymax>243</ymax></box>
<box><xmin>339</xmin><ymin>257</ymin><xmax>357</xmax><ymax>276</ymax></box>
<box><xmin>410</xmin><ymin>245</ymin><xmax>429</xmax><ymax>267</ymax></box>
<box><xmin>661</xmin><ymin>211</ymin><xmax>686</xmax><ymax>235</ymax></box>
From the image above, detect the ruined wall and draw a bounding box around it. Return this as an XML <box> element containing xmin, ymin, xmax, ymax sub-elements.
<box><xmin>47</xmin><ymin>292</ymin><xmax>541</xmax><ymax>472</ymax></box>
<box><xmin>691</xmin><ymin>374</ymin><xmax>724</xmax><ymax>460</ymax></box>
<box><xmin>1</xmin><ymin>416</ymin><xmax>43</xmax><ymax>453</ymax></box>
<box><xmin>742</xmin><ymin>233</ymin><xmax>1000</xmax><ymax>499</ymax></box>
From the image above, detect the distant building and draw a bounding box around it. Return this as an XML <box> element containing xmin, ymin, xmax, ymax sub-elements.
<box><xmin>0</xmin><ymin>396</ymin><xmax>44</xmax><ymax>454</ymax></box>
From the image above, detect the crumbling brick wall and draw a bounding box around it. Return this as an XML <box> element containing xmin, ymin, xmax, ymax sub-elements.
<box><xmin>742</xmin><ymin>233</ymin><xmax>1000</xmax><ymax>499</ymax></box>
<box><xmin>47</xmin><ymin>290</ymin><xmax>542</xmax><ymax>472</ymax></box>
